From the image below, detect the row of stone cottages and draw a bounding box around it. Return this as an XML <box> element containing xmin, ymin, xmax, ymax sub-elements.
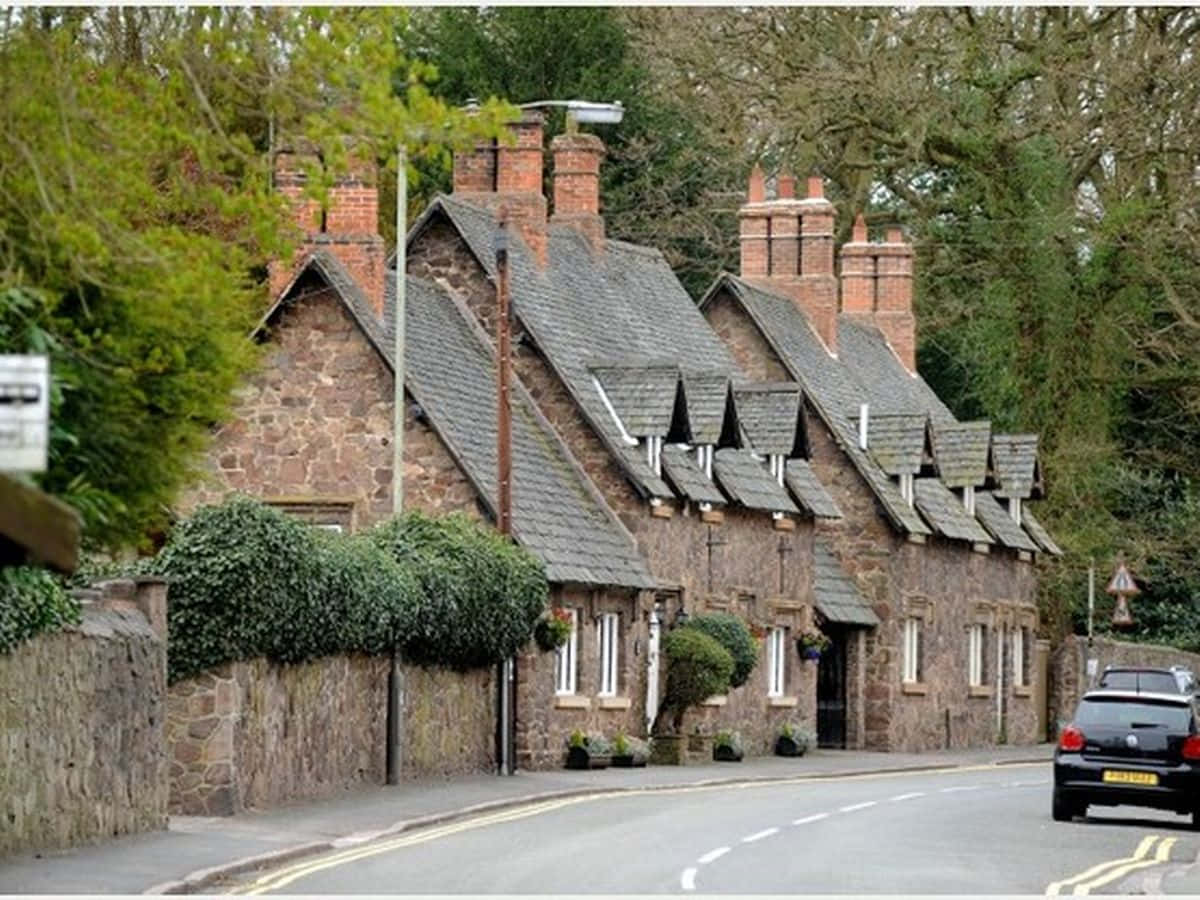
<box><xmin>182</xmin><ymin>110</ymin><xmax>1062</xmax><ymax>768</ymax></box>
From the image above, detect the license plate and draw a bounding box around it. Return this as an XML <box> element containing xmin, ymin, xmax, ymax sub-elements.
<box><xmin>1102</xmin><ymin>770</ymin><xmax>1159</xmax><ymax>786</ymax></box>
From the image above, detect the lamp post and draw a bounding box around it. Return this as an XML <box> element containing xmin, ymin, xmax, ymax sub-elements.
<box><xmin>387</xmin><ymin>144</ymin><xmax>407</xmax><ymax>787</ymax></box>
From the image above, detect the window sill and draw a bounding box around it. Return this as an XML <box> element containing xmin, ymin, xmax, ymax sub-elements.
<box><xmin>968</xmin><ymin>685</ymin><xmax>994</xmax><ymax>698</ymax></box>
<box><xmin>597</xmin><ymin>696</ymin><xmax>631</xmax><ymax>710</ymax></box>
<box><xmin>1014</xmin><ymin>685</ymin><xmax>1032</xmax><ymax>698</ymax></box>
<box><xmin>554</xmin><ymin>695</ymin><xmax>591</xmax><ymax>709</ymax></box>
<box><xmin>768</xmin><ymin>695</ymin><xmax>798</xmax><ymax>708</ymax></box>
<box><xmin>901</xmin><ymin>681</ymin><xmax>928</xmax><ymax>696</ymax></box>
<box><xmin>702</xmin><ymin>695</ymin><xmax>728</xmax><ymax>707</ymax></box>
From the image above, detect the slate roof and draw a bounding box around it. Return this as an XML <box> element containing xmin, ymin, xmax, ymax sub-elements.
<box><xmin>867</xmin><ymin>413</ymin><xmax>928</xmax><ymax>476</ymax></box>
<box><xmin>702</xmin><ymin>276</ymin><xmax>931</xmax><ymax>536</ymax></box>
<box><xmin>733</xmin><ymin>383</ymin><xmax>805</xmax><ymax>456</ymax></box>
<box><xmin>813</xmin><ymin>538</ymin><xmax>879</xmax><ymax>626</ymax></box>
<box><xmin>1022</xmin><ymin>508</ymin><xmax>1063</xmax><ymax>556</ymax></box>
<box><xmin>913</xmin><ymin>478</ymin><xmax>994</xmax><ymax>545</ymax></box>
<box><xmin>992</xmin><ymin>433</ymin><xmax>1043</xmax><ymax>500</ymax></box>
<box><xmin>974</xmin><ymin>491</ymin><xmax>1039</xmax><ymax>553</ymax></box>
<box><xmin>660</xmin><ymin>446</ymin><xmax>726</xmax><ymax>506</ymax></box>
<box><xmin>784</xmin><ymin>459</ymin><xmax>842</xmax><ymax>520</ymax></box>
<box><xmin>588</xmin><ymin>362</ymin><xmax>683</xmax><ymax>438</ymax></box>
<box><xmin>287</xmin><ymin>254</ymin><xmax>654</xmax><ymax>590</ymax></box>
<box><xmin>682</xmin><ymin>372</ymin><xmax>736</xmax><ymax>446</ymax></box>
<box><xmin>417</xmin><ymin>195</ymin><xmax>741</xmax><ymax>500</ymax></box>
<box><xmin>930</xmin><ymin>421</ymin><xmax>992</xmax><ymax>489</ymax></box>
<box><xmin>712</xmin><ymin>449</ymin><xmax>799</xmax><ymax>514</ymax></box>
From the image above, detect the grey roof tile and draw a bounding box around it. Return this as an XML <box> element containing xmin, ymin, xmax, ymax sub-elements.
<box><xmin>930</xmin><ymin>421</ymin><xmax>992</xmax><ymax>488</ymax></box>
<box><xmin>733</xmin><ymin>383</ymin><xmax>805</xmax><ymax>456</ymax></box>
<box><xmin>784</xmin><ymin>459</ymin><xmax>842</xmax><ymax>519</ymax></box>
<box><xmin>913</xmin><ymin>478</ymin><xmax>994</xmax><ymax>545</ymax></box>
<box><xmin>588</xmin><ymin>363</ymin><xmax>682</xmax><ymax>438</ymax></box>
<box><xmin>713</xmin><ymin>448</ymin><xmax>799</xmax><ymax>514</ymax></box>
<box><xmin>661</xmin><ymin>446</ymin><xmax>726</xmax><ymax>505</ymax></box>
<box><xmin>867</xmin><ymin>413</ymin><xmax>928</xmax><ymax>476</ymax></box>
<box><xmin>681</xmin><ymin>372</ymin><xmax>736</xmax><ymax>446</ymax></box>
<box><xmin>813</xmin><ymin>538</ymin><xmax>879</xmax><ymax>626</ymax></box>
<box><xmin>992</xmin><ymin>433</ymin><xmax>1043</xmax><ymax>499</ymax></box>
<box><xmin>1022</xmin><ymin>507</ymin><xmax>1063</xmax><ymax>556</ymax></box>
<box><xmin>974</xmin><ymin>491</ymin><xmax>1039</xmax><ymax>553</ymax></box>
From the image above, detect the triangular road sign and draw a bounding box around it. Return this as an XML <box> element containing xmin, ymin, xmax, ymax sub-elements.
<box><xmin>1106</xmin><ymin>563</ymin><xmax>1140</xmax><ymax>595</ymax></box>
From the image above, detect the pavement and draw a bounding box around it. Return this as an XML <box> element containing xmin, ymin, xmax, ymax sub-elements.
<box><xmin>1</xmin><ymin>743</ymin><xmax>1056</xmax><ymax>895</ymax></box>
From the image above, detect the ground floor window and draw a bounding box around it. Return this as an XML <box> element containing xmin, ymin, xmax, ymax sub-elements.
<box><xmin>598</xmin><ymin>612</ymin><xmax>619</xmax><ymax>696</ymax></box>
<box><xmin>968</xmin><ymin>623</ymin><xmax>987</xmax><ymax>687</ymax></box>
<box><xmin>555</xmin><ymin>609</ymin><xmax>578</xmax><ymax>695</ymax></box>
<box><xmin>767</xmin><ymin>627</ymin><xmax>786</xmax><ymax>697</ymax></box>
<box><xmin>902</xmin><ymin>617</ymin><xmax>922</xmax><ymax>683</ymax></box>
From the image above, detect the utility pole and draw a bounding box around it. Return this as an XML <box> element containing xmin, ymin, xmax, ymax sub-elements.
<box><xmin>494</xmin><ymin>207</ymin><xmax>515</xmax><ymax>776</ymax></box>
<box><xmin>387</xmin><ymin>145</ymin><xmax>407</xmax><ymax>787</ymax></box>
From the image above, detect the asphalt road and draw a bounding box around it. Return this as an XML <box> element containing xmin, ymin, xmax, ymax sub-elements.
<box><xmin>228</xmin><ymin>763</ymin><xmax>1200</xmax><ymax>895</ymax></box>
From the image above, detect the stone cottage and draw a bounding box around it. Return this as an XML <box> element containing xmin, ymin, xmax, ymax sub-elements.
<box><xmin>188</xmin><ymin>109</ymin><xmax>1060</xmax><ymax>766</ymax></box>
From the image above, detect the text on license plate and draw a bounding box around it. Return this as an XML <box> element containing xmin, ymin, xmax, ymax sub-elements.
<box><xmin>1102</xmin><ymin>770</ymin><xmax>1159</xmax><ymax>786</ymax></box>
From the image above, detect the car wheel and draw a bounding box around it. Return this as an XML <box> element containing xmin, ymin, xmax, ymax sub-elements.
<box><xmin>1052</xmin><ymin>789</ymin><xmax>1077</xmax><ymax>822</ymax></box>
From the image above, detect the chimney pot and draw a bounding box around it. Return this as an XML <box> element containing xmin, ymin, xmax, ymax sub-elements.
<box><xmin>778</xmin><ymin>173</ymin><xmax>796</xmax><ymax>200</ymax></box>
<box><xmin>807</xmin><ymin>176</ymin><xmax>825</xmax><ymax>200</ymax></box>
<box><xmin>748</xmin><ymin>164</ymin><xmax>766</xmax><ymax>204</ymax></box>
<box><xmin>852</xmin><ymin>213</ymin><xmax>868</xmax><ymax>243</ymax></box>
<box><xmin>886</xmin><ymin>226</ymin><xmax>904</xmax><ymax>244</ymax></box>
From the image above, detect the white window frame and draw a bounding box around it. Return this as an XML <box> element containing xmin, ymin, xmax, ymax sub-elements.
<box><xmin>968</xmin><ymin>623</ymin><xmax>986</xmax><ymax>687</ymax></box>
<box><xmin>554</xmin><ymin>609</ymin><xmax>578</xmax><ymax>696</ymax></box>
<box><xmin>695</xmin><ymin>444</ymin><xmax>714</xmax><ymax>479</ymax></box>
<box><xmin>962</xmin><ymin>485</ymin><xmax>976</xmax><ymax>515</ymax></box>
<box><xmin>1008</xmin><ymin>496</ymin><xmax>1022</xmax><ymax>526</ymax></box>
<box><xmin>767</xmin><ymin>627</ymin><xmax>786</xmax><ymax>697</ymax></box>
<box><xmin>598</xmin><ymin>612</ymin><xmax>619</xmax><ymax>697</ymax></box>
<box><xmin>903</xmin><ymin>617</ymin><xmax>921</xmax><ymax>683</ymax></box>
<box><xmin>899</xmin><ymin>473</ymin><xmax>915</xmax><ymax>506</ymax></box>
<box><xmin>769</xmin><ymin>453</ymin><xmax>785</xmax><ymax>486</ymax></box>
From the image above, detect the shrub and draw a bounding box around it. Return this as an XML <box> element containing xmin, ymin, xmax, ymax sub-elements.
<box><xmin>0</xmin><ymin>565</ymin><xmax>80</xmax><ymax>654</ymax></box>
<box><xmin>653</xmin><ymin>627</ymin><xmax>734</xmax><ymax>734</ymax></box>
<box><xmin>370</xmin><ymin>511</ymin><xmax>548</xmax><ymax>671</ymax></box>
<box><xmin>685</xmin><ymin>613</ymin><xmax>758</xmax><ymax>688</ymax></box>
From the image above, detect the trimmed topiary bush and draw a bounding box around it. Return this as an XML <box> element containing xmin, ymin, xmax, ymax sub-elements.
<box><xmin>653</xmin><ymin>626</ymin><xmax>734</xmax><ymax>734</ymax></box>
<box><xmin>369</xmin><ymin>510</ymin><xmax>548</xmax><ymax>671</ymax></box>
<box><xmin>685</xmin><ymin>612</ymin><xmax>758</xmax><ymax>688</ymax></box>
<box><xmin>0</xmin><ymin>565</ymin><xmax>80</xmax><ymax>654</ymax></box>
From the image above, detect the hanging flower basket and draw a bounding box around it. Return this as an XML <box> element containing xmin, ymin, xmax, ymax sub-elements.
<box><xmin>797</xmin><ymin>630</ymin><xmax>830</xmax><ymax>661</ymax></box>
<box><xmin>534</xmin><ymin>607</ymin><xmax>572</xmax><ymax>652</ymax></box>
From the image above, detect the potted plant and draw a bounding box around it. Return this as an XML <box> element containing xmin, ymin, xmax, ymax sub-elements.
<box><xmin>534</xmin><ymin>607</ymin><xmax>573</xmax><ymax>652</ymax></box>
<box><xmin>565</xmin><ymin>730</ymin><xmax>612</xmax><ymax>769</ymax></box>
<box><xmin>611</xmin><ymin>732</ymin><xmax>650</xmax><ymax>768</ymax></box>
<box><xmin>712</xmin><ymin>730</ymin><xmax>744</xmax><ymax>762</ymax></box>
<box><xmin>797</xmin><ymin>630</ymin><xmax>831</xmax><ymax>661</ymax></box>
<box><xmin>775</xmin><ymin>722</ymin><xmax>816</xmax><ymax>757</ymax></box>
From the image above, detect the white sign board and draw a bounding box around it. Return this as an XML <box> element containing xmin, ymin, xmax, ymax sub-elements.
<box><xmin>1086</xmin><ymin>658</ymin><xmax>1099</xmax><ymax>678</ymax></box>
<box><xmin>0</xmin><ymin>355</ymin><xmax>49</xmax><ymax>472</ymax></box>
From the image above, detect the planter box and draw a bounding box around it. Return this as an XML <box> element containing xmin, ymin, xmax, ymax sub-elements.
<box><xmin>775</xmin><ymin>735</ymin><xmax>806</xmax><ymax>757</ymax></box>
<box><xmin>713</xmin><ymin>744</ymin><xmax>744</xmax><ymax>762</ymax></box>
<box><xmin>565</xmin><ymin>746</ymin><xmax>611</xmax><ymax>770</ymax></box>
<box><xmin>611</xmin><ymin>753</ymin><xmax>648</xmax><ymax>768</ymax></box>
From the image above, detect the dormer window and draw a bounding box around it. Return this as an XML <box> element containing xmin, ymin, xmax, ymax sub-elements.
<box><xmin>1008</xmin><ymin>496</ymin><xmax>1022</xmax><ymax>526</ymax></box>
<box><xmin>962</xmin><ymin>485</ymin><xmax>976</xmax><ymax>516</ymax></box>
<box><xmin>899</xmin><ymin>473</ymin><xmax>915</xmax><ymax>506</ymax></box>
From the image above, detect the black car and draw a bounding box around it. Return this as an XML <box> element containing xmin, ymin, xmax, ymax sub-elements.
<box><xmin>1054</xmin><ymin>689</ymin><xmax>1200</xmax><ymax>826</ymax></box>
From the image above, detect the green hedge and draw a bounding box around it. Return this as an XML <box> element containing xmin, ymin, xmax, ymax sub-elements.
<box><xmin>654</xmin><ymin>627</ymin><xmax>734</xmax><ymax>734</ymax></box>
<box><xmin>0</xmin><ymin>565</ymin><xmax>81</xmax><ymax>654</ymax></box>
<box><xmin>685</xmin><ymin>613</ymin><xmax>758</xmax><ymax>688</ymax></box>
<box><xmin>369</xmin><ymin>510</ymin><xmax>548</xmax><ymax>671</ymax></box>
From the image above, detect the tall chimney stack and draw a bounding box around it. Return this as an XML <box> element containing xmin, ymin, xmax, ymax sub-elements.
<box><xmin>838</xmin><ymin>218</ymin><xmax>916</xmax><ymax>373</ymax></box>
<box><xmin>551</xmin><ymin>131</ymin><xmax>605</xmax><ymax>249</ymax></box>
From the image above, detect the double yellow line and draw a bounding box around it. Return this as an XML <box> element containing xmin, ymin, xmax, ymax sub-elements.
<box><xmin>1046</xmin><ymin>834</ymin><xmax>1178</xmax><ymax>895</ymax></box>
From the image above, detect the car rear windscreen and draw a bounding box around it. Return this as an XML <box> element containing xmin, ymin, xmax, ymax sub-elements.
<box><xmin>1098</xmin><ymin>671</ymin><xmax>1180</xmax><ymax>693</ymax></box>
<box><xmin>1075</xmin><ymin>697</ymin><xmax>1192</xmax><ymax>731</ymax></box>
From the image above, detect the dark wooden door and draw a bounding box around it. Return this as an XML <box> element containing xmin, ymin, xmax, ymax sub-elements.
<box><xmin>817</xmin><ymin>627</ymin><xmax>847</xmax><ymax>748</ymax></box>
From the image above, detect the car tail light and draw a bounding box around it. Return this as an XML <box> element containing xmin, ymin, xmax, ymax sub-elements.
<box><xmin>1059</xmin><ymin>725</ymin><xmax>1085</xmax><ymax>752</ymax></box>
<box><xmin>1182</xmin><ymin>735</ymin><xmax>1200</xmax><ymax>760</ymax></box>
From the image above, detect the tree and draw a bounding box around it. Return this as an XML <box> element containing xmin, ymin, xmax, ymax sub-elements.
<box><xmin>0</xmin><ymin>9</ymin><xmax>510</xmax><ymax>549</ymax></box>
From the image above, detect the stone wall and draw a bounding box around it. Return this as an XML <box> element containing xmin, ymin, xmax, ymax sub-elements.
<box><xmin>168</xmin><ymin>654</ymin><xmax>496</xmax><ymax>815</ymax></box>
<box><xmin>1050</xmin><ymin>635</ymin><xmax>1200</xmax><ymax>735</ymax></box>
<box><xmin>0</xmin><ymin>580</ymin><xmax>168</xmax><ymax>857</ymax></box>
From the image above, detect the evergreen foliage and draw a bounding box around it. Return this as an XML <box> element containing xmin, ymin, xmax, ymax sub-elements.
<box><xmin>654</xmin><ymin>627</ymin><xmax>734</xmax><ymax>734</ymax></box>
<box><xmin>684</xmin><ymin>613</ymin><xmax>758</xmax><ymax>688</ymax></box>
<box><xmin>0</xmin><ymin>565</ymin><xmax>81</xmax><ymax>655</ymax></box>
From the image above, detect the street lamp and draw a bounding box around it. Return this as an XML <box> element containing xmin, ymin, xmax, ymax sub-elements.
<box><xmin>519</xmin><ymin>99</ymin><xmax>625</xmax><ymax>131</ymax></box>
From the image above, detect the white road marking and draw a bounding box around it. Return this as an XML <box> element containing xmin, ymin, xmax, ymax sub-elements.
<box><xmin>793</xmin><ymin>812</ymin><xmax>829</xmax><ymax>825</ymax></box>
<box><xmin>889</xmin><ymin>792</ymin><xmax>925</xmax><ymax>802</ymax></box>
<box><xmin>939</xmin><ymin>785</ymin><xmax>980</xmax><ymax>793</ymax></box>
<box><xmin>743</xmin><ymin>827</ymin><xmax>780</xmax><ymax>843</ymax></box>
<box><xmin>681</xmin><ymin>867</ymin><xmax>697</xmax><ymax>891</ymax></box>
<box><xmin>839</xmin><ymin>801</ymin><xmax>877</xmax><ymax>812</ymax></box>
<box><xmin>698</xmin><ymin>846</ymin><xmax>731</xmax><ymax>865</ymax></box>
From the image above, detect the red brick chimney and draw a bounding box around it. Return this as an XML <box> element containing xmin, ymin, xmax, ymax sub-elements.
<box><xmin>551</xmin><ymin>131</ymin><xmax>605</xmax><ymax>249</ymax></box>
<box><xmin>270</xmin><ymin>143</ymin><xmax>388</xmax><ymax>319</ymax></box>
<box><xmin>452</xmin><ymin>110</ymin><xmax>547</xmax><ymax>266</ymax></box>
<box><xmin>838</xmin><ymin>216</ymin><xmax>916</xmax><ymax>373</ymax></box>
<box><xmin>738</xmin><ymin>170</ymin><xmax>838</xmax><ymax>355</ymax></box>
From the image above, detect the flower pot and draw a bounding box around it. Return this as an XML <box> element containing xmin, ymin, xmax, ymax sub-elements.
<box><xmin>611</xmin><ymin>753</ymin><xmax>648</xmax><ymax>768</ymax></box>
<box><xmin>713</xmin><ymin>744</ymin><xmax>743</xmax><ymax>762</ymax></box>
<box><xmin>801</xmin><ymin>647</ymin><xmax>822</xmax><ymax>661</ymax></box>
<box><xmin>775</xmin><ymin>735</ymin><xmax>805</xmax><ymax>757</ymax></box>
<box><xmin>566</xmin><ymin>746</ymin><xmax>611</xmax><ymax>769</ymax></box>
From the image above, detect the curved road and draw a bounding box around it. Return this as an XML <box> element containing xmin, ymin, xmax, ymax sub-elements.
<box><xmin>228</xmin><ymin>763</ymin><xmax>1199</xmax><ymax>894</ymax></box>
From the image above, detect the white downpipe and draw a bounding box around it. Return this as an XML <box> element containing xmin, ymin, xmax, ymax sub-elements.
<box><xmin>996</xmin><ymin>624</ymin><xmax>1004</xmax><ymax>738</ymax></box>
<box><xmin>646</xmin><ymin>604</ymin><xmax>662</xmax><ymax>733</ymax></box>
<box><xmin>592</xmin><ymin>376</ymin><xmax>639</xmax><ymax>447</ymax></box>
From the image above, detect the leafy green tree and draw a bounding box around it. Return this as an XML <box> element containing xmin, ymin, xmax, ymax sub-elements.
<box><xmin>684</xmin><ymin>613</ymin><xmax>758</xmax><ymax>688</ymax></box>
<box><xmin>653</xmin><ymin>627</ymin><xmax>734</xmax><ymax>735</ymax></box>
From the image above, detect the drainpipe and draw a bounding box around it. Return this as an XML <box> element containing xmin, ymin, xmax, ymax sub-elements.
<box><xmin>996</xmin><ymin>623</ymin><xmax>1004</xmax><ymax>741</ymax></box>
<box><xmin>495</xmin><ymin>209</ymin><xmax>516</xmax><ymax>776</ymax></box>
